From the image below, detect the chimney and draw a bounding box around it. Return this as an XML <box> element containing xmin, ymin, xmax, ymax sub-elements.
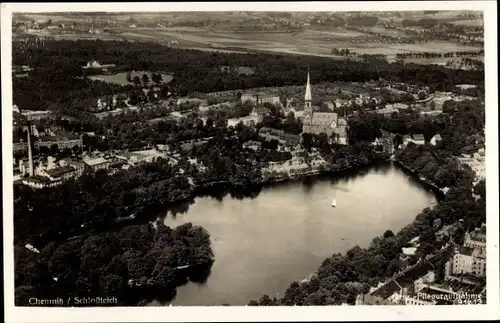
<box><xmin>26</xmin><ymin>126</ymin><xmax>34</xmax><ymax>176</ymax></box>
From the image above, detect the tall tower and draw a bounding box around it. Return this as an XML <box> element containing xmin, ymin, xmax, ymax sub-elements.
<box><xmin>26</xmin><ymin>124</ymin><xmax>34</xmax><ymax>177</ymax></box>
<box><xmin>304</xmin><ymin>71</ymin><xmax>313</xmax><ymax>117</ymax></box>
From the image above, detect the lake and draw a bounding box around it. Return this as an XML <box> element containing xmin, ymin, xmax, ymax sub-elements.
<box><xmin>152</xmin><ymin>162</ymin><xmax>437</xmax><ymax>306</ymax></box>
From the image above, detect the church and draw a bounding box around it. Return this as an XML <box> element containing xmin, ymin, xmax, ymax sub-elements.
<box><xmin>301</xmin><ymin>72</ymin><xmax>347</xmax><ymax>144</ymax></box>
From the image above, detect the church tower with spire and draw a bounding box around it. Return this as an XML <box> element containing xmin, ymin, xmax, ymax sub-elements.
<box><xmin>304</xmin><ymin>71</ymin><xmax>313</xmax><ymax>118</ymax></box>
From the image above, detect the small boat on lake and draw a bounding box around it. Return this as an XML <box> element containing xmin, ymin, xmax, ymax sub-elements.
<box><xmin>332</xmin><ymin>198</ymin><xmax>337</xmax><ymax>207</ymax></box>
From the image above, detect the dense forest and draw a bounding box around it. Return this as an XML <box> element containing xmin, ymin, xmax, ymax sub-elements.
<box><xmin>13</xmin><ymin>38</ymin><xmax>484</xmax><ymax>115</ymax></box>
<box><xmin>15</xmin><ymin>222</ymin><xmax>214</xmax><ymax>306</ymax></box>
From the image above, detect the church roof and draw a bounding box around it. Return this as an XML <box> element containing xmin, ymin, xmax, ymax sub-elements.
<box><xmin>311</xmin><ymin>112</ymin><xmax>338</xmax><ymax>124</ymax></box>
<box><xmin>305</xmin><ymin>72</ymin><xmax>312</xmax><ymax>102</ymax></box>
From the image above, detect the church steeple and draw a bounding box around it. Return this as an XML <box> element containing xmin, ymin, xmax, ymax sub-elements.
<box><xmin>304</xmin><ymin>70</ymin><xmax>312</xmax><ymax>115</ymax></box>
<box><xmin>305</xmin><ymin>71</ymin><xmax>312</xmax><ymax>103</ymax></box>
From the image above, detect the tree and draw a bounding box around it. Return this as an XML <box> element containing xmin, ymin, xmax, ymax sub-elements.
<box><xmin>383</xmin><ymin>230</ymin><xmax>394</xmax><ymax>239</ymax></box>
<box><xmin>142</xmin><ymin>73</ymin><xmax>150</xmax><ymax>87</ymax></box>
<box><xmin>152</xmin><ymin>73</ymin><xmax>163</xmax><ymax>84</ymax></box>
<box><xmin>132</xmin><ymin>76</ymin><xmax>141</xmax><ymax>86</ymax></box>
<box><xmin>50</xmin><ymin>144</ymin><xmax>59</xmax><ymax>155</ymax></box>
<box><xmin>126</xmin><ymin>72</ymin><xmax>132</xmax><ymax>83</ymax></box>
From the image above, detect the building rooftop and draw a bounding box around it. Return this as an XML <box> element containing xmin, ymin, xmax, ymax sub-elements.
<box><xmin>411</xmin><ymin>134</ymin><xmax>425</xmax><ymax>141</ymax></box>
<box><xmin>45</xmin><ymin>166</ymin><xmax>76</xmax><ymax>178</ymax></box>
<box><xmin>259</xmin><ymin>127</ymin><xmax>284</xmax><ymax>135</ymax></box>
<box><xmin>83</xmin><ymin>157</ymin><xmax>110</xmax><ymax>166</ymax></box>
<box><xmin>311</xmin><ymin>112</ymin><xmax>337</xmax><ymax>125</ymax></box>
<box><xmin>39</xmin><ymin>135</ymin><xmax>58</xmax><ymax>141</ymax></box>
<box><xmin>433</xmin><ymin>134</ymin><xmax>442</xmax><ymax>141</ymax></box>
<box><xmin>472</xmin><ymin>247</ymin><xmax>486</xmax><ymax>259</ymax></box>
<box><xmin>253</xmin><ymin>106</ymin><xmax>271</xmax><ymax>114</ymax></box>
<box><xmin>23</xmin><ymin>176</ymin><xmax>51</xmax><ymax>184</ymax></box>
<box><xmin>402</xmin><ymin>247</ymin><xmax>417</xmax><ymax>256</ymax></box>
<box><xmin>456</xmin><ymin>245</ymin><xmax>475</xmax><ymax>256</ymax></box>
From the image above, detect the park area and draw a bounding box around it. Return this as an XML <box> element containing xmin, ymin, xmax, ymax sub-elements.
<box><xmin>87</xmin><ymin>71</ymin><xmax>173</xmax><ymax>86</ymax></box>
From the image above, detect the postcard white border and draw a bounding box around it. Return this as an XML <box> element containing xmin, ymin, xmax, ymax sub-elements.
<box><xmin>2</xmin><ymin>2</ymin><xmax>499</xmax><ymax>322</ymax></box>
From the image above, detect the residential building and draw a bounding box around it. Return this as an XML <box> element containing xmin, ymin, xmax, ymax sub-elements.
<box><xmin>375</xmin><ymin>106</ymin><xmax>399</xmax><ymax>116</ymax></box>
<box><xmin>250</xmin><ymin>106</ymin><xmax>271</xmax><ymax>123</ymax></box>
<box><xmin>430</xmin><ymin>134</ymin><xmax>442</xmax><ymax>146</ymax></box>
<box><xmin>81</xmin><ymin>60</ymin><xmax>116</xmax><ymax>72</ymax></box>
<box><xmin>241</xmin><ymin>93</ymin><xmax>281</xmax><ymax>106</ymax></box>
<box><xmin>444</xmin><ymin>244</ymin><xmax>486</xmax><ymax>278</ymax></box>
<box><xmin>35</xmin><ymin>130</ymin><xmax>83</xmax><ymax>150</ymax></box>
<box><xmin>227</xmin><ymin>115</ymin><xmax>258</xmax><ymax>127</ymax></box>
<box><xmin>243</xmin><ymin>140</ymin><xmax>262</xmax><ymax>151</ymax></box>
<box><xmin>119</xmin><ymin>149</ymin><xmax>165</xmax><ymax>165</ymax></box>
<box><xmin>259</xmin><ymin>127</ymin><xmax>302</xmax><ymax>147</ymax></box>
<box><xmin>435</xmin><ymin>224</ymin><xmax>459</xmax><ymax>241</ymax></box>
<box><xmin>82</xmin><ymin>156</ymin><xmax>119</xmax><ymax>172</ymax></box>
<box><xmin>373</xmin><ymin>130</ymin><xmax>394</xmax><ymax>154</ymax></box>
<box><xmin>20</xmin><ymin>110</ymin><xmax>52</xmax><ymax>120</ymax></box>
<box><xmin>404</xmin><ymin>134</ymin><xmax>425</xmax><ymax>146</ymax></box>
<box><xmin>464</xmin><ymin>225</ymin><xmax>486</xmax><ymax>251</ymax></box>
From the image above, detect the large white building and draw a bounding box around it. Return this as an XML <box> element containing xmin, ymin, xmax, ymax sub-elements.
<box><xmin>444</xmin><ymin>243</ymin><xmax>486</xmax><ymax>278</ymax></box>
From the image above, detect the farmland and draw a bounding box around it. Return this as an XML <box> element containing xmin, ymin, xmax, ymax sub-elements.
<box><xmin>14</xmin><ymin>11</ymin><xmax>484</xmax><ymax>64</ymax></box>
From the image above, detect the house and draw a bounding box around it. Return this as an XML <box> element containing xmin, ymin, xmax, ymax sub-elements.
<box><xmin>444</xmin><ymin>244</ymin><xmax>486</xmax><ymax>278</ymax></box>
<box><xmin>430</xmin><ymin>134</ymin><xmax>442</xmax><ymax>146</ymax></box>
<box><xmin>119</xmin><ymin>149</ymin><xmax>164</xmax><ymax>165</ymax></box>
<box><xmin>35</xmin><ymin>130</ymin><xmax>82</xmax><ymax>150</ymax></box>
<box><xmin>373</xmin><ymin>130</ymin><xmax>394</xmax><ymax>154</ymax></box>
<box><xmin>464</xmin><ymin>225</ymin><xmax>486</xmax><ymax>251</ymax></box>
<box><xmin>59</xmin><ymin>159</ymin><xmax>85</xmax><ymax>177</ymax></box>
<box><xmin>241</xmin><ymin>93</ymin><xmax>281</xmax><ymax>107</ymax></box>
<box><xmin>227</xmin><ymin>115</ymin><xmax>258</xmax><ymax>128</ymax></box>
<box><xmin>250</xmin><ymin>106</ymin><xmax>271</xmax><ymax>123</ymax></box>
<box><xmin>289</xmin><ymin>106</ymin><xmax>306</xmax><ymax>119</ymax></box>
<box><xmin>401</xmin><ymin>247</ymin><xmax>417</xmax><ymax>257</ymax></box>
<box><xmin>375</xmin><ymin>106</ymin><xmax>399</xmax><ymax>116</ymax></box>
<box><xmin>82</xmin><ymin>156</ymin><xmax>118</xmax><ymax>172</ymax></box>
<box><xmin>393</xmin><ymin>103</ymin><xmax>410</xmax><ymax>110</ymax></box>
<box><xmin>435</xmin><ymin>224</ymin><xmax>459</xmax><ymax>241</ymax></box>
<box><xmin>404</xmin><ymin>134</ymin><xmax>425</xmax><ymax>146</ymax></box>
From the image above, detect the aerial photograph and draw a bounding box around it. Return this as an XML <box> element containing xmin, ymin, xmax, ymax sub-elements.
<box><xmin>10</xmin><ymin>9</ymin><xmax>487</xmax><ymax>308</ymax></box>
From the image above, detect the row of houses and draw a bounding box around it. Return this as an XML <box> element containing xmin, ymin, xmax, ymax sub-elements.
<box><xmin>372</xmin><ymin>131</ymin><xmax>443</xmax><ymax>154</ymax></box>
<box><xmin>13</xmin><ymin>126</ymin><xmax>83</xmax><ymax>153</ymax></box>
<box><xmin>356</xmin><ymin>224</ymin><xmax>486</xmax><ymax>306</ymax></box>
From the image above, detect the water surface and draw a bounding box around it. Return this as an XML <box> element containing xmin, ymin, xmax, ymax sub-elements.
<box><xmin>155</xmin><ymin>163</ymin><xmax>436</xmax><ymax>305</ymax></box>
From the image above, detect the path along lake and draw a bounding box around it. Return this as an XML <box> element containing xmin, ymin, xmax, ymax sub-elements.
<box><xmin>151</xmin><ymin>162</ymin><xmax>437</xmax><ymax>306</ymax></box>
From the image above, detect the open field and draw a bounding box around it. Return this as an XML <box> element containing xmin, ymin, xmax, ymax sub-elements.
<box><xmin>17</xmin><ymin>23</ymin><xmax>482</xmax><ymax>62</ymax></box>
<box><xmin>87</xmin><ymin>71</ymin><xmax>173</xmax><ymax>85</ymax></box>
<box><xmin>449</xmin><ymin>19</ymin><xmax>484</xmax><ymax>26</ymax></box>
